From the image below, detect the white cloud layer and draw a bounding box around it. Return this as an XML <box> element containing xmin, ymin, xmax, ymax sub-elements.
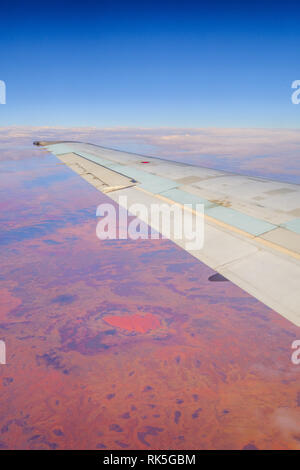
<box><xmin>0</xmin><ymin>126</ymin><xmax>299</xmax><ymax>182</ymax></box>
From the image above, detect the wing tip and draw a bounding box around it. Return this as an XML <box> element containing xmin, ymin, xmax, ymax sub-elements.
<box><xmin>33</xmin><ymin>140</ymin><xmax>67</xmax><ymax>147</ymax></box>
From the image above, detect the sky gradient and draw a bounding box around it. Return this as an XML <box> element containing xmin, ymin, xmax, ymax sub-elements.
<box><xmin>0</xmin><ymin>1</ymin><xmax>299</xmax><ymax>127</ymax></box>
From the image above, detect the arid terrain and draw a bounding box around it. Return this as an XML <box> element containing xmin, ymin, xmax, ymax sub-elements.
<box><xmin>0</xmin><ymin>139</ymin><xmax>299</xmax><ymax>450</ymax></box>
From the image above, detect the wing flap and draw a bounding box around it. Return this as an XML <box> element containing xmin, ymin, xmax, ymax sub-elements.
<box><xmin>57</xmin><ymin>152</ymin><xmax>136</xmax><ymax>193</ymax></box>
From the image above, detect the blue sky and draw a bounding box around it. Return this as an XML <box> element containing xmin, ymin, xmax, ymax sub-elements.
<box><xmin>0</xmin><ymin>1</ymin><xmax>299</xmax><ymax>127</ymax></box>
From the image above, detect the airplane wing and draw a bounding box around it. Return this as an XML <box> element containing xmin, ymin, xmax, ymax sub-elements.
<box><xmin>34</xmin><ymin>140</ymin><xmax>300</xmax><ymax>327</ymax></box>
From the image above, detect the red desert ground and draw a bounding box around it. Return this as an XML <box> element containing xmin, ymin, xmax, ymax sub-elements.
<box><xmin>0</xmin><ymin>131</ymin><xmax>300</xmax><ymax>450</ymax></box>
